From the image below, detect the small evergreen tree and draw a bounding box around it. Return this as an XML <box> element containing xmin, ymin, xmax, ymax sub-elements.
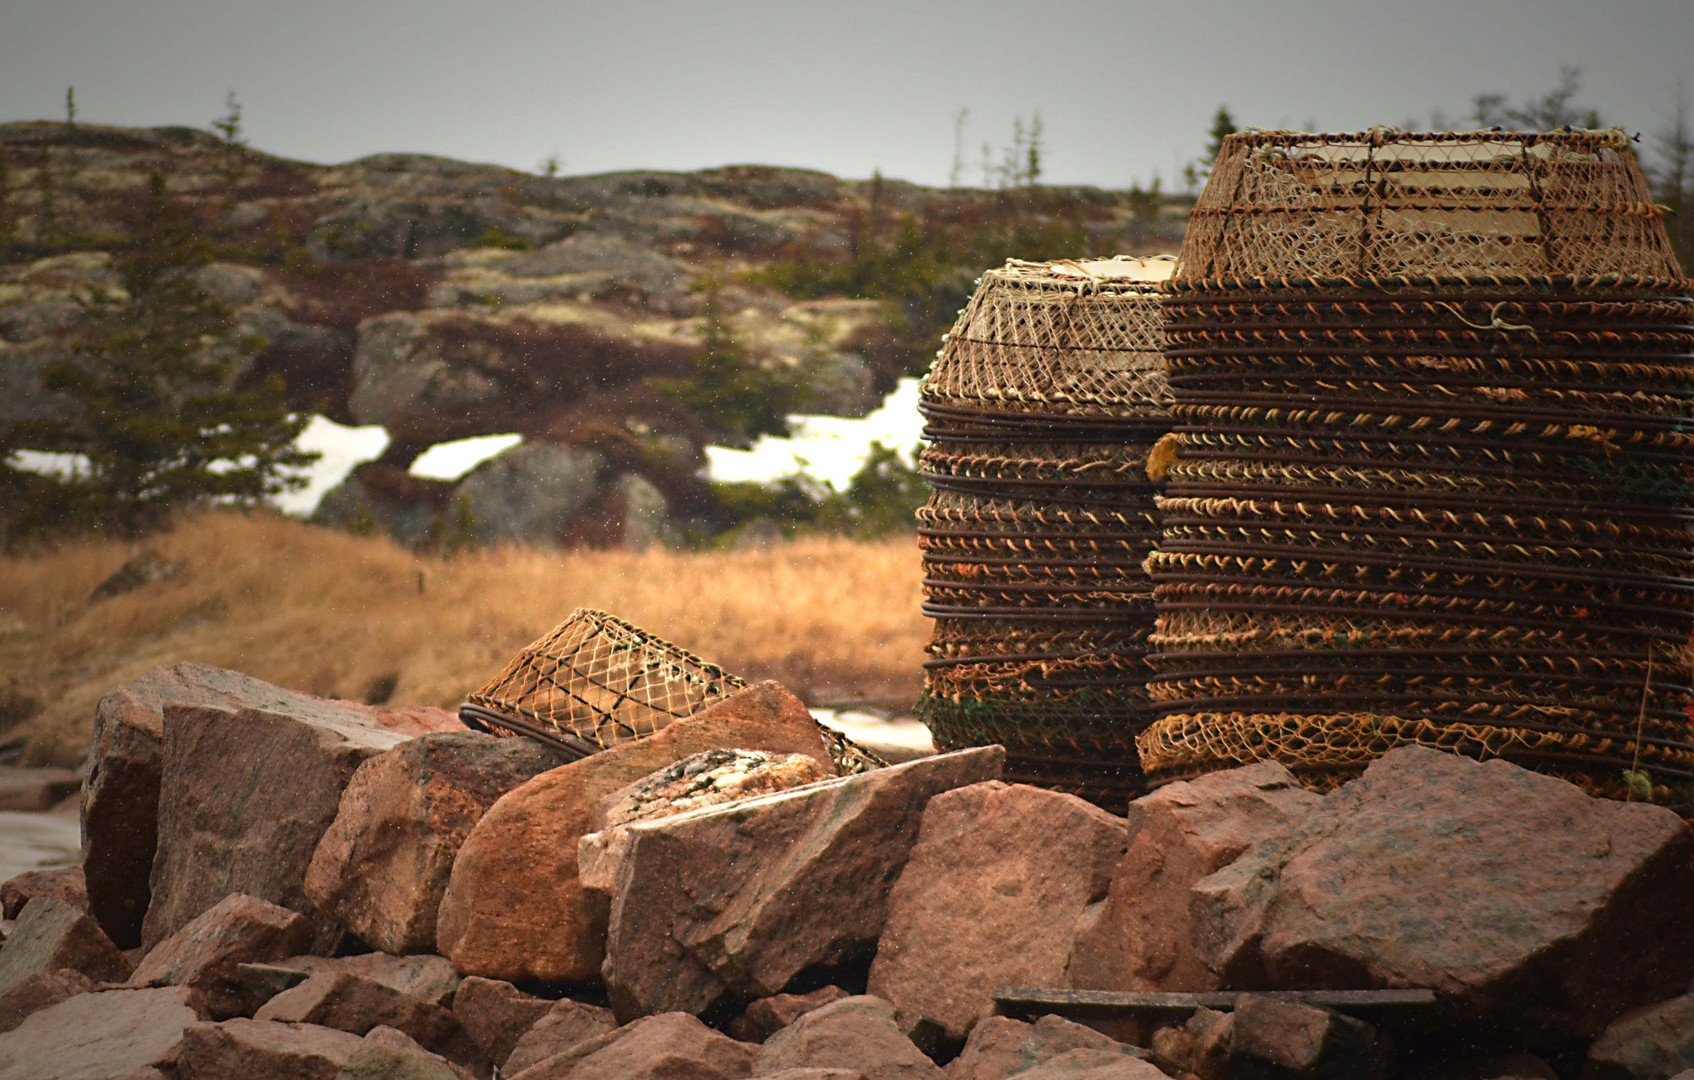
<box><xmin>649</xmin><ymin>278</ymin><xmax>799</xmax><ymax>449</ymax></box>
<box><xmin>1185</xmin><ymin>106</ymin><xmax>1237</xmax><ymax>190</ymax></box>
<box><xmin>2</xmin><ymin>171</ymin><xmax>314</xmax><ymax>540</ymax></box>
<box><xmin>210</xmin><ymin>91</ymin><xmax>247</xmax><ymax>208</ymax></box>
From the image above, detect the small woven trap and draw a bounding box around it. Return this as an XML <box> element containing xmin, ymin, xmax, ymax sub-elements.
<box><xmin>916</xmin><ymin>256</ymin><xmax>1175</xmax><ymax>807</ymax></box>
<box><xmin>461</xmin><ymin>608</ymin><xmax>883</xmax><ymax>773</ymax></box>
<box><xmin>1139</xmin><ymin>130</ymin><xmax>1694</xmax><ymax>805</ymax></box>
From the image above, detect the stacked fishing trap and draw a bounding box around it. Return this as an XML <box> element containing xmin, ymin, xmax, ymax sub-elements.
<box><xmin>916</xmin><ymin>256</ymin><xmax>1175</xmax><ymax>806</ymax></box>
<box><xmin>461</xmin><ymin>608</ymin><xmax>884</xmax><ymax>774</ymax></box>
<box><xmin>1137</xmin><ymin>129</ymin><xmax>1694</xmax><ymax>801</ymax></box>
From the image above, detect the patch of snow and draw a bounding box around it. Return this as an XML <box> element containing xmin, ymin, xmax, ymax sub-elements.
<box><xmin>272</xmin><ymin>415</ymin><xmax>390</xmax><ymax>516</ymax></box>
<box><xmin>811</xmin><ymin>708</ymin><xmax>935</xmax><ymax>755</ymax></box>
<box><xmin>704</xmin><ymin>376</ymin><xmax>925</xmax><ymax>491</ymax></box>
<box><xmin>0</xmin><ymin>811</ymin><xmax>82</xmax><ymax>881</ymax></box>
<box><xmin>7</xmin><ymin>450</ymin><xmax>91</xmax><ymax>480</ymax></box>
<box><xmin>409</xmin><ymin>432</ymin><xmax>524</xmax><ymax>481</ymax></box>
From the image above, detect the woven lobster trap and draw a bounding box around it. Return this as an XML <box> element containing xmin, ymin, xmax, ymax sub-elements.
<box><xmin>922</xmin><ymin>255</ymin><xmax>1175</xmax><ymax>419</ymax></box>
<box><xmin>460</xmin><ymin>608</ymin><xmax>884</xmax><ymax>774</ymax></box>
<box><xmin>1180</xmin><ymin>129</ymin><xmax>1682</xmax><ymax>282</ymax></box>
<box><xmin>915</xmin><ymin>256</ymin><xmax>1175</xmax><ymax>807</ymax></box>
<box><xmin>1138</xmin><ymin>129</ymin><xmax>1694</xmax><ymax>808</ymax></box>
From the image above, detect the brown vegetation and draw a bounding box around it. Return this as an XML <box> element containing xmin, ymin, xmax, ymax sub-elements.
<box><xmin>0</xmin><ymin>511</ymin><xmax>927</xmax><ymax>766</ymax></box>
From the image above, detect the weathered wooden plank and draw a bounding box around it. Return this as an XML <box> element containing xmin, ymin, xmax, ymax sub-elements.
<box><xmin>993</xmin><ymin>987</ymin><xmax>1441</xmax><ymax>1022</ymax></box>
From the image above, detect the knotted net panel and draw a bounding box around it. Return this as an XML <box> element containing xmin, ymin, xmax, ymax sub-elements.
<box><xmin>1179</xmin><ymin>130</ymin><xmax>1682</xmax><ymax>282</ymax></box>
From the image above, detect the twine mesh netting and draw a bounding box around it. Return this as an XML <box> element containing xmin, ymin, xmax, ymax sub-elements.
<box><xmin>460</xmin><ymin>608</ymin><xmax>884</xmax><ymax>774</ymax></box>
<box><xmin>915</xmin><ymin>256</ymin><xmax>1175</xmax><ymax>807</ymax></box>
<box><xmin>1137</xmin><ymin>130</ymin><xmax>1694</xmax><ymax>804</ymax></box>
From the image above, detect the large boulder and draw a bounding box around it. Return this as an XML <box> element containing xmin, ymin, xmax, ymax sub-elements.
<box><xmin>602</xmin><ymin>746</ymin><xmax>1005</xmax><ymax>1021</ymax></box>
<box><xmin>1067</xmin><ymin>761</ymin><xmax>1320</xmax><ymax>992</ymax></box>
<box><xmin>127</xmin><ymin>893</ymin><xmax>314</xmax><ymax>1019</ymax></box>
<box><xmin>455</xmin><ymin>441</ymin><xmax>608</xmax><ymax>547</ymax></box>
<box><xmin>0</xmin><ymin>986</ymin><xmax>203</xmax><ymax>1080</ymax></box>
<box><xmin>754</xmin><ymin>996</ymin><xmax>942</xmax><ymax>1080</ymax></box>
<box><xmin>1584</xmin><ymin>994</ymin><xmax>1694</xmax><ymax>1080</ymax></box>
<box><xmin>304</xmin><ymin>731</ymin><xmax>567</xmax><ymax>955</ymax></box>
<box><xmin>176</xmin><ymin>1017</ymin><xmax>364</xmax><ymax>1080</ymax></box>
<box><xmin>867</xmin><ymin>782</ymin><xmax>1126</xmax><ymax>1044</ymax></box>
<box><xmin>0</xmin><ymin>897</ymin><xmax>132</xmax><ymax>996</ymax></box>
<box><xmin>436</xmin><ymin>680</ymin><xmax>835</xmax><ymax>984</ymax></box>
<box><xmin>140</xmin><ymin>680</ymin><xmax>411</xmax><ymax>952</ymax></box>
<box><xmin>1192</xmin><ymin>746</ymin><xmax>1694</xmax><ymax>1040</ymax></box>
<box><xmin>310</xmin><ymin>463</ymin><xmax>454</xmax><ymax>548</ymax></box>
<box><xmin>504</xmin><ymin>1011</ymin><xmax>755</xmax><ymax>1080</ymax></box>
<box><xmin>84</xmin><ymin>662</ymin><xmax>453</xmax><ymax>949</ymax></box>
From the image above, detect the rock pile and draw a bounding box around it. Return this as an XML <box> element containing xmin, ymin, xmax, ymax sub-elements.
<box><xmin>2</xmin><ymin>660</ymin><xmax>1693</xmax><ymax>1080</ymax></box>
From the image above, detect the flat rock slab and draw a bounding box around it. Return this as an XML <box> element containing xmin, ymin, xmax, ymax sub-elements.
<box><xmin>504</xmin><ymin>1011</ymin><xmax>755</xmax><ymax>1080</ymax></box>
<box><xmin>949</xmin><ymin>1015</ymin><xmax>1145</xmax><ymax>1080</ymax></box>
<box><xmin>867</xmin><ymin>781</ymin><xmax>1127</xmax><ymax>1043</ymax></box>
<box><xmin>0</xmin><ymin>969</ymin><xmax>94</xmax><ymax>1036</ymax></box>
<box><xmin>1192</xmin><ymin>746</ymin><xmax>1694</xmax><ymax>1040</ymax></box>
<box><xmin>0</xmin><ymin>766</ymin><xmax>81</xmax><ymax>812</ymax></box>
<box><xmin>755</xmin><ymin>996</ymin><xmax>941</xmax><ymax>1080</ymax></box>
<box><xmin>304</xmin><ymin>730</ymin><xmax>566</xmax><ymax>955</ymax></box>
<box><xmin>141</xmin><ymin>692</ymin><xmax>407</xmax><ymax>951</ymax></box>
<box><xmin>0</xmin><ymin>811</ymin><xmax>80</xmax><ymax>885</ymax></box>
<box><xmin>0</xmin><ymin>897</ymin><xmax>132</xmax><ymax>997</ymax></box>
<box><xmin>1584</xmin><ymin>993</ymin><xmax>1694</xmax><ymax>1080</ymax></box>
<box><xmin>0</xmin><ymin>986</ymin><xmax>203</xmax><ymax>1080</ymax></box>
<box><xmin>176</xmin><ymin>1017</ymin><xmax>364</xmax><ymax>1080</ymax></box>
<box><xmin>578</xmin><ymin>749</ymin><xmax>830</xmax><ymax>894</ymax></box>
<box><xmin>340</xmin><ymin>1025</ymin><xmax>469</xmax><ymax>1080</ymax></box>
<box><xmin>501</xmin><ymin>999</ymin><xmax>620</xmax><ymax>1076</ymax></box>
<box><xmin>1</xmin><ymin>864</ymin><xmax>87</xmax><ymax>919</ymax></box>
<box><xmin>1067</xmin><ymin>760</ymin><xmax>1320</xmax><ymax>993</ymax></box>
<box><xmin>128</xmin><ymin>893</ymin><xmax>313</xmax><ymax>1020</ymax></box>
<box><xmin>451</xmin><ymin>976</ymin><xmax>552</xmax><ymax>1068</ymax></box>
<box><xmin>603</xmin><ymin>746</ymin><xmax>1003</xmax><ymax>1021</ymax></box>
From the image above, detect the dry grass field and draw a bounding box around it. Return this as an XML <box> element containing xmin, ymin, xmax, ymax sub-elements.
<box><xmin>0</xmin><ymin>511</ymin><xmax>928</xmax><ymax>766</ymax></box>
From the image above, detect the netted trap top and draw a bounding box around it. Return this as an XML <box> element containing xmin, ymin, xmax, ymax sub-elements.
<box><xmin>463</xmin><ymin>609</ymin><xmax>744</xmax><ymax>756</ymax></box>
<box><xmin>921</xmin><ymin>256</ymin><xmax>1175</xmax><ymax>418</ymax></box>
<box><xmin>461</xmin><ymin>608</ymin><xmax>884</xmax><ymax>773</ymax></box>
<box><xmin>1177</xmin><ymin>130</ymin><xmax>1683</xmax><ymax>284</ymax></box>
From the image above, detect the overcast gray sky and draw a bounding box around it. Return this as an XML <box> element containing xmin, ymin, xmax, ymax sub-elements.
<box><xmin>3</xmin><ymin>1</ymin><xmax>1690</xmax><ymax>188</ymax></box>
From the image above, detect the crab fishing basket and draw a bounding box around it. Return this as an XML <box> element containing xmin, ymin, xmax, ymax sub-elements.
<box><xmin>1137</xmin><ymin>129</ymin><xmax>1694</xmax><ymax>806</ymax></box>
<box><xmin>915</xmin><ymin>256</ymin><xmax>1175</xmax><ymax>807</ymax></box>
<box><xmin>460</xmin><ymin>608</ymin><xmax>884</xmax><ymax>774</ymax></box>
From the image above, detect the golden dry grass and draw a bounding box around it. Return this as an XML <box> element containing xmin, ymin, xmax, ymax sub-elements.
<box><xmin>0</xmin><ymin>510</ymin><xmax>928</xmax><ymax>765</ymax></box>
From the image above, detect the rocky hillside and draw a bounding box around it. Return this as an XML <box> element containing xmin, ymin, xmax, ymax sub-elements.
<box><xmin>0</xmin><ymin>121</ymin><xmax>1190</xmax><ymax>547</ymax></box>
